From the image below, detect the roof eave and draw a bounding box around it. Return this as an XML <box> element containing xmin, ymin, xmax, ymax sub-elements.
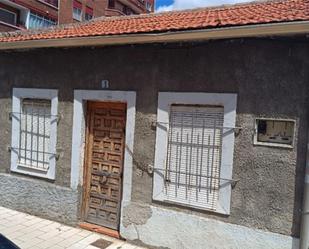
<box><xmin>1</xmin><ymin>21</ymin><xmax>309</xmax><ymax>50</ymax></box>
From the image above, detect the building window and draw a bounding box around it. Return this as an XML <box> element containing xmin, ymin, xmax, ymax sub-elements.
<box><xmin>108</xmin><ymin>0</ymin><xmax>115</xmax><ymax>8</ymax></box>
<box><xmin>39</xmin><ymin>0</ymin><xmax>59</xmax><ymax>8</ymax></box>
<box><xmin>10</xmin><ymin>88</ymin><xmax>58</xmax><ymax>180</ymax></box>
<box><xmin>145</xmin><ymin>1</ymin><xmax>152</xmax><ymax>11</ymax></box>
<box><xmin>254</xmin><ymin>118</ymin><xmax>295</xmax><ymax>148</ymax></box>
<box><xmin>19</xmin><ymin>99</ymin><xmax>52</xmax><ymax>171</ymax></box>
<box><xmin>28</xmin><ymin>12</ymin><xmax>56</xmax><ymax>29</ymax></box>
<box><xmin>73</xmin><ymin>0</ymin><xmax>82</xmax><ymax>21</ymax></box>
<box><xmin>85</xmin><ymin>6</ymin><xmax>93</xmax><ymax>21</ymax></box>
<box><xmin>164</xmin><ymin>105</ymin><xmax>224</xmax><ymax>210</ymax></box>
<box><xmin>123</xmin><ymin>6</ymin><xmax>134</xmax><ymax>15</ymax></box>
<box><xmin>0</xmin><ymin>8</ymin><xmax>17</xmax><ymax>26</ymax></box>
<box><xmin>153</xmin><ymin>92</ymin><xmax>237</xmax><ymax>215</ymax></box>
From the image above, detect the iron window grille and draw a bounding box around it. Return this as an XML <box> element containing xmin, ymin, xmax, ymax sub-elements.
<box><xmin>10</xmin><ymin>99</ymin><xmax>57</xmax><ymax>172</ymax></box>
<box><xmin>157</xmin><ymin>105</ymin><xmax>227</xmax><ymax>210</ymax></box>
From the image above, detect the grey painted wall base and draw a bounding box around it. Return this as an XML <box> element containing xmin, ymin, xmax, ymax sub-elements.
<box><xmin>0</xmin><ymin>173</ymin><xmax>79</xmax><ymax>226</ymax></box>
<box><xmin>120</xmin><ymin>202</ymin><xmax>299</xmax><ymax>249</ymax></box>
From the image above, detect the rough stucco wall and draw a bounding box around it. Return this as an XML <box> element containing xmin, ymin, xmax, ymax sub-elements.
<box><xmin>0</xmin><ymin>173</ymin><xmax>79</xmax><ymax>225</ymax></box>
<box><xmin>0</xmin><ymin>38</ymin><xmax>308</xmax><ymax>237</ymax></box>
<box><xmin>231</xmin><ymin>114</ymin><xmax>301</xmax><ymax>234</ymax></box>
<box><xmin>56</xmin><ymin>101</ymin><xmax>74</xmax><ymax>187</ymax></box>
<box><xmin>0</xmin><ymin>54</ymin><xmax>75</xmax><ymax>187</ymax></box>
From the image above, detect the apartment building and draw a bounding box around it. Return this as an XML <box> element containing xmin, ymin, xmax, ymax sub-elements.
<box><xmin>0</xmin><ymin>0</ymin><xmax>154</xmax><ymax>32</ymax></box>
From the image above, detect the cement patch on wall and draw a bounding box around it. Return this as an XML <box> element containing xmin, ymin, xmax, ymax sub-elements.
<box><xmin>122</xmin><ymin>202</ymin><xmax>153</xmax><ymax>227</ymax></box>
<box><xmin>120</xmin><ymin>203</ymin><xmax>299</xmax><ymax>249</ymax></box>
<box><xmin>0</xmin><ymin>173</ymin><xmax>79</xmax><ymax>225</ymax></box>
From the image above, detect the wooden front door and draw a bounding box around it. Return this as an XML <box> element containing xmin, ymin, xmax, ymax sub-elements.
<box><xmin>83</xmin><ymin>101</ymin><xmax>126</xmax><ymax>230</ymax></box>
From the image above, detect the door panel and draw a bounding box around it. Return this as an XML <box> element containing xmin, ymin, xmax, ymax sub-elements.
<box><xmin>83</xmin><ymin>102</ymin><xmax>126</xmax><ymax>230</ymax></box>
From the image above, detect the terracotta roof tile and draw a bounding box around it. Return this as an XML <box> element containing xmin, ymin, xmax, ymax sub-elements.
<box><xmin>0</xmin><ymin>0</ymin><xmax>308</xmax><ymax>43</ymax></box>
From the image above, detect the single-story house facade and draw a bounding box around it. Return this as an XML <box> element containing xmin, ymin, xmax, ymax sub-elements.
<box><xmin>0</xmin><ymin>0</ymin><xmax>309</xmax><ymax>248</ymax></box>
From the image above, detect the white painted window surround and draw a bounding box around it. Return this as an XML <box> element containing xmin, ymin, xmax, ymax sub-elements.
<box><xmin>70</xmin><ymin>90</ymin><xmax>136</xmax><ymax>213</ymax></box>
<box><xmin>153</xmin><ymin>92</ymin><xmax>237</xmax><ymax>215</ymax></box>
<box><xmin>11</xmin><ymin>88</ymin><xmax>58</xmax><ymax>180</ymax></box>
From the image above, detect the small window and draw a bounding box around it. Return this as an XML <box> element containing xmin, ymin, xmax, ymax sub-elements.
<box><xmin>0</xmin><ymin>8</ymin><xmax>17</xmax><ymax>26</ymax></box>
<box><xmin>11</xmin><ymin>88</ymin><xmax>58</xmax><ymax>180</ymax></box>
<box><xmin>254</xmin><ymin>118</ymin><xmax>295</xmax><ymax>148</ymax></box>
<box><xmin>73</xmin><ymin>0</ymin><xmax>82</xmax><ymax>21</ymax></box>
<box><xmin>108</xmin><ymin>0</ymin><xmax>115</xmax><ymax>8</ymax></box>
<box><xmin>85</xmin><ymin>6</ymin><xmax>93</xmax><ymax>21</ymax></box>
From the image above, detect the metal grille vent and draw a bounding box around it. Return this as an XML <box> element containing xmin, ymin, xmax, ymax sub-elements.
<box><xmin>164</xmin><ymin>105</ymin><xmax>224</xmax><ymax>210</ymax></box>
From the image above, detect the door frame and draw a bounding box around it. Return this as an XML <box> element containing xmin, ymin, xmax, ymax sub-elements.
<box><xmin>70</xmin><ymin>90</ymin><xmax>136</xmax><ymax>235</ymax></box>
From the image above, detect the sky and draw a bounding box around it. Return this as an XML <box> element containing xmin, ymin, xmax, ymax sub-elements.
<box><xmin>156</xmin><ymin>0</ymin><xmax>250</xmax><ymax>12</ymax></box>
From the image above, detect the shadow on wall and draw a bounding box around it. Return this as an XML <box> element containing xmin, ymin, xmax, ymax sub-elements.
<box><xmin>292</xmin><ymin>118</ymin><xmax>309</xmax><ymax>238</ymax></box>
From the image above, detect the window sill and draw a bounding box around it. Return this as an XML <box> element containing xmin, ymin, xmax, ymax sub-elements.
<box><xmin>0</xmin><ymin>21</ymin><xmax>24</xmax><ymax>30</ymax></box>
<box><xmin>253</xmin><ymin>141</ymin><xmax>294</xmax><ymax>149</ymax></box>
<box><xmin>17</xmin><ymin>163</ymin><xmax>49</xmax><ymax>173</ymax></box>
<box><xmin>73</xmin><ymin>17</ymin><xmax>82</xmax><ymax>22</ymax></box>
<box><xmin>153</xmin><ymin>199</ymin><xmax>230</xmax><ymax>216</ymax></box>
<box><xmin>105</xmin><ymin>8</ymin><xmax>126</xmax><ymax>16</ymax></box>
<box><xmin>11</xmin><ymin>167</ymin><xmax>53</xmax><ymax>180</ymax></box>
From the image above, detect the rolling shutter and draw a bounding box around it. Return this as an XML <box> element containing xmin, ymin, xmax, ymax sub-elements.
<box><xmin>164</xmin><ymin>105</ymin><xmax>224</xmax><ymax>210</ymax></box>
<box><xmin>19</xmin><ymin>99</ymin><xmax>51</xmax><ymax>171</ymax></box>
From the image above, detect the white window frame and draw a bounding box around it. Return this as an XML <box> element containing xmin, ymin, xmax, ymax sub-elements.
<box><xmin>153</xmin><ymin>92</ymin><xmax>237</xmax><ymax>215</ymax></box>
<box><xmin>253</xmin><ymin>118</ymin><xmax>296</xmax><ymax>149</ymax></box>
<box><xmin>10</xmin><ymin>88</ymin><xmax>58</xmax><ymax>180</ymax></box>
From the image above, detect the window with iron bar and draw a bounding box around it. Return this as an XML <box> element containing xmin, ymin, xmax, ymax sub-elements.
<box><xmin>153</xmin><ymin>92</ymin><xmax>237</xmax><ymax>215</ymax></box>
<box><xmin>10</xmin><ymin>88</ymin><xmax>58</xmax><ymax>180</ymax></box>
<box><xmin>18</xmin><ymin>99</ymin><xmax>52</xmax><ymax>171</ymax></box>
<box><xmin>164</xmin><ymin>105</ymin><xmax>224</xmax><ymax>210</ymax></box>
